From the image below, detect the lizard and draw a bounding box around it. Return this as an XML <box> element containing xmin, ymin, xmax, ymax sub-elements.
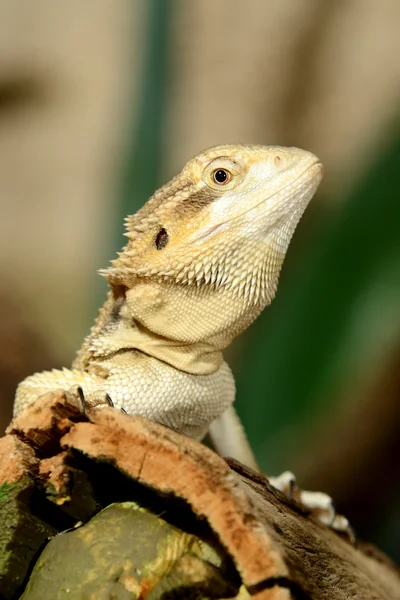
<box><xmin>14</xmin><ymin>144</ymin><xmax>349</xmax><ymax>533</ymax></box>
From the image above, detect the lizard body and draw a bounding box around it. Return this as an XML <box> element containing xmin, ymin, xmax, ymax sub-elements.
<box><xmin>14</xmin><ymin>144</ymin><xmax>323</xmax><ymax>470</ymax></box>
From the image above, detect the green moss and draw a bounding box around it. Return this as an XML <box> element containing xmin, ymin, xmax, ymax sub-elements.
<box><xmin>0</xmin><ymin>482</ymin><xmax>18</xmax><ymax>505</ymax></box>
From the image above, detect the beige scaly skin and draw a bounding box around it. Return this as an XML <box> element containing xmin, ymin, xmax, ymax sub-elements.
<box><xmin>14</xmin><ymin>144</ymin><xmax>351</xmax><ymax>536</ymax></box>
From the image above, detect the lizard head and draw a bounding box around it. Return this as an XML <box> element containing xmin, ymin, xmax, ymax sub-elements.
<box><xmin>104</xmin><ymin>144</ymin><xmax>323</xmax><ymax>307</ymax></box>
<box><xmin>99</xmin><ymin>145</ymin><xmax>323</xmax><ymax>351</ymax></box>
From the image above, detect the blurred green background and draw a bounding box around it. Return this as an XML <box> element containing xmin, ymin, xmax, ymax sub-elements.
<box><xmin>0</xmin><ymin>1</ymin><xmax>399</xmax><ymax>560</ymax></box>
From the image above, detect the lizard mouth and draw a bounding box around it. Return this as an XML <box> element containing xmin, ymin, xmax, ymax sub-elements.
<box><xmin>194</xmin><ymin>160</ymin><xmax>323</xmax><ymax>243</ymax></box>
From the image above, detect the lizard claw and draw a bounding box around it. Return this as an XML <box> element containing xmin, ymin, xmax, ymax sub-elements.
<box><xmin>105</xmin><ymin>393</ymin><xmax>114</xmax><ymax>407</ymax></box>
<box><xmin>102</xmin><ymin>392</ymin><xmax>128</xmax><ymax>414</ymax></box>
<box><xmin>76</xmin><ymin>387</ymin><xmax>87</xmax><ymax>415</ymax></box>
<box><xmin>104</xmin><ymin>393</ymin><xmax>129</xmax><ymax>413</ymax></box>
<box><xmin>64</xmin><ymin>385</ymin><xmax>88</xmax><ymax>414</ymax></box>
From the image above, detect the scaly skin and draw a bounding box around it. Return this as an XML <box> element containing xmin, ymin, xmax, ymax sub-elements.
<box><xmin>14</xmin><ymin>144</ymin><xmax>323</xmax><ymax>470</ymax></box>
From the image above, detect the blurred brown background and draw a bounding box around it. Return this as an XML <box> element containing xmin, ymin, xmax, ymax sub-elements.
<box><xmin>0</xmin><ymin>1</ymin><xmax>399</xmax><ymax>560</ymax></box>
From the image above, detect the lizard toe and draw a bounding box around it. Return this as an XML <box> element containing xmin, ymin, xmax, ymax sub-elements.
<box><xmin>66</xmin><ymin>386</ymin><xmax>117</xmax><ymax>412</ymax></box>
<box><xmin>64</xmin><ymin>384</ymin><xmax>87</xmax><ymax>415</ymax></box>
<box><xmin>269</xmin><ymin>471</ymin><xmax>297</xmax><ymax>499</ymax></box>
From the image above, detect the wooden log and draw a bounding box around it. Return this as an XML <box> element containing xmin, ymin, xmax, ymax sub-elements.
<box><xmin>0</xmin><ymin>391</ymin><xmax>398</xmax><ymax>599</ymax></box>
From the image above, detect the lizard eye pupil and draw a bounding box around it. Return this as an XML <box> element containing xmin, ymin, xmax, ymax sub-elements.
<box><xmin>155</xmin><ymin>227</ymin><xmax>169</xmax><ymax>250</ymax></box>
<box><xmin>212</xmin><ymin>169</ymin><xmax>230</xmax><ymax>185</ymax></box>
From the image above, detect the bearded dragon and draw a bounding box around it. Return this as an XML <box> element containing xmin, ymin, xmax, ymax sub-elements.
<box><xmin>14</xmin><ymin>144</ymin><xmax>349</xmax><ymax>533</ymax></box>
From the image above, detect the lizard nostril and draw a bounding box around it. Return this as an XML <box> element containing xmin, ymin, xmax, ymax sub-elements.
<box><xmin>274</xmin><ymin>155</ymin><xmax>282</xmax><ymax>167</ymax></box>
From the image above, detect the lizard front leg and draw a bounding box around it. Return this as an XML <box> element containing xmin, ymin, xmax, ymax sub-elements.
<box><xmin>14</xmin><ymin>354</ymin><xmax>237</xmax><ymax>445</ymax></box>
<box><xmin>13</xmin><ymin>368</ymin><xmax>110</xmax><ymax>416</ymax></box>
<box><xmin>208</xmin><ymin>405</ymin><xmax>259</xmax><ymax>470</ymax></box>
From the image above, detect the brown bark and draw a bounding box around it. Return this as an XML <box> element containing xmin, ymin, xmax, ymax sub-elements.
<box><xmin>0</xmin><ymin>392</ymin><xmax>399</xmax><ymax>599</ymax></box>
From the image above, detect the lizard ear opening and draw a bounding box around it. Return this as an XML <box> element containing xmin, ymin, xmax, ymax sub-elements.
<box><xmin>155</xmin><ymin>228</ymin><xmax>169</xmax><ymax>250</ymax></box>
<box><xmin>112</xmin><ymin>284</ymin><xmax>127</xmax><ymax>300</ymax></box>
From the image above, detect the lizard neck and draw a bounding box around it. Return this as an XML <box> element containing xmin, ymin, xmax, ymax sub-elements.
<box><xmin>75</xmin><ymin>238</ymin><xmax>283</xmax><ymax>377</ymax></box>
<box><xmin>117</xmin><ymin>320</ymin><xmax>224</xmax><ymax>375</ymax></box>
<box><xmin>74</xmin><ymin>290</ymin><xmax>224</xmax><ymax>376</ymax></box>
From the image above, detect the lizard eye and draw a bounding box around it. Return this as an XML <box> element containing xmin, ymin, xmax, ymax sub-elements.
<box><xmin>155</xmin><ymin>227</ymin><xmax>169</xmax><ymax>250</ymax></box>
<box><xmin>204</xmin><ymin>158</ymin><xmax>244</xmax><ymax>190</ymax></box>
<box><xmin>211</xmin><ymin>168</ymin><xmax>231</xmax><ymax>185</ymax></box>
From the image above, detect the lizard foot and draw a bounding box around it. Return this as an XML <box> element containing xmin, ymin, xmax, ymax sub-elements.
<box><xmin>67</xmin><ymin>385</ymin><xmax>126</xmax><ymax>415</ymax></box>
<box><xmin>269</xmin><ymin>471</ymin><xmax>355</xmax><ymax>544</ymax></box>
